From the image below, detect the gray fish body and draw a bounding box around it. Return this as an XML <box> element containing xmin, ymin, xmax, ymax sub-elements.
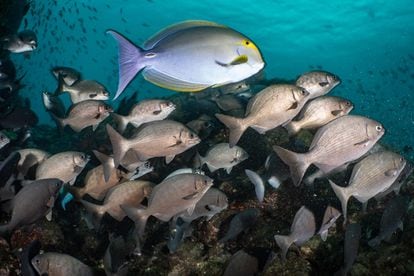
<box><xmin>295</xmin><ymin>70</ymin><xmax>341</xmax><ymax>99</ymax></box>
<box><xmin>219</xmin><ymin>208</ymin><xmax>260</xmax><ymax>243</ymax></box>
<box><xmin>81</xmin><ymin>180</ymin><xmax>153</xmax><ymax>223</ymax></box>
<box><xmin>177</xmin><ymin>187</ymin><xmax>228</xmax><ymax>223</ymax></box>
<box><xmin>199</xmin><ymin>143</ymin><xmax>248</xmax><ymax>173</ymax></box>
<box><xmin>121</xmin><ymin>173</ymin><xmax>213</xmax><ymax>237</ymax></box>
<box><xmin>212</xmin><ymin>93</ymin><xmax>244</xmax><ymax>111</ymax></box>
<box><xmin>223</xmin><ymin>250</ymin><xmax>259</xmax><ymax>276</ymax></box>
<box><xmin>368</xmin><ymin>196</ymin><xmax>409</xmax><ymax>247</ymax></box>
<box><xmin>186</xmin><ymin>114</ymin><xmax>214</xmax><ymax>138</ymax></box>
<box><xmin>52</xmin><ymin>66</ymin><xmax>81</xmax><ymax>86</ymax></box>
<box><xmin>60</xmin><ymin>79</ymin><xmax>109</xmax><ymax>104</ymax></box>
<box><xmin>56</xmin><ymin>100</ymin><xmax>112</xmax><ymax>132</ymax></box>
<box><xmin>216</xmin><ymin>84</ymin><xmax>309</xmax><ymax>147</ymax></box>
<box><xmin>31</xmin><ymin>252</ymin><xmax>93</xmax><ymax>276</ymax></box>
<box><xmin>36</xmin><ymin>151</ymin><xmax>89</xmax><ymax>185</ymax></box>
<box><xmin>2</xmin><ymin>30</ymin><xmax>37</xmax><ymax>53</ymax></box>
<box><xmin>0</xmin><ymin>131</ymin><xmax>10</xmax><ymax>149</ymax></box>
<box><xmin>330</xmin><ymin>151</ymin><xmax>406</xmax><ymax>222</ymax></box>
<box><xmin>42</xmin><ymin>91</ymin><xmax>66</xmax><ymax>117</ymax></box>
<box><xmin>286</xmin><ymin>96</ymin><xmax>353</xmax><ymax>135</ymax></box>
<box><xmin>275</xmin><ymin>115</ymin><xmax>385</xmax><ymax>186</ymax></box>
<box><xmin>107</xmin><ymin>120</ymin><xmax>200</xmax><ymax>167</ymax></box>
<box><xmin>274</xmin><ymin>206</ymin><xmax>316</xmax><ymax>260</ymax></box>
<box><xmin>0</xmin><ymin>179</ymin><xmax>62</xmax><ymax>235</ymax></box>
<box><xmin>112</xmin><ymin>99</ymin><xmax>175</xmax><ymax>133</ymax></box>
<box><xmin>318</xmin><ymin>206</ymin><xmax>341</xmax><ymax>241</ymax></box>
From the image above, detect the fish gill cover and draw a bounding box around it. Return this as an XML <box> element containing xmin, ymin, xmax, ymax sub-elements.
<box><xmin>0</xmin><ymin>0</ymin><xmax>414</xmax><ymax>275</ymax></box>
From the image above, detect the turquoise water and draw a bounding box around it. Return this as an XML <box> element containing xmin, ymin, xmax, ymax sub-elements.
<box><xmin>13</xmin><ymin>0</ymin><xmax>414</xmax><ymax>160</ymax></box>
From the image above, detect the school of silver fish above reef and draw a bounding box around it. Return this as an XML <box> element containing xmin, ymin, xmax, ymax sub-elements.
<box><xmin>1</xmin><ymin>1</ymin><xmax>414</xmax><ymax>276</ymax></box>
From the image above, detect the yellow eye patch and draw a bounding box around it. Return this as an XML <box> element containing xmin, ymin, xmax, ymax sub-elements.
<box><xmin>241</xmin><ymin>39</ymin><xmax>260</xmax><ymax>53</ymax></box>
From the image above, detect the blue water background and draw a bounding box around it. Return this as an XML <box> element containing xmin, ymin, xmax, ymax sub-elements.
<box><xmin>11</xmin><ymin>0</ymin><xmax>414</xmax><ymax>160</ymax></box>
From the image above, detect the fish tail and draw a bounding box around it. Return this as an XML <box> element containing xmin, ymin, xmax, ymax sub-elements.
<box><xmin>106</xmin><ymin>124</ymin><xmax>129</xmax><ymax>168</ymax></box>
<box><xmin>285</xmin><ymin>121</ymin><xmax>301</xmax><ymax>136</ymax></box>
<box><xmin>93</xmin><ymin>150</ymin><xmax>113</xmax><ymax>182</ymax></box>
<box><xmin>120</xmin><ymin>204</ymin><xmax>149</xmax><ymax>239</ymax></box>
<box><xmin>215</xmin><ymin>113</ymin><xmax>247</xmax><ymax>147</ymax></box>
<box><xmin>111</xmin><ymin>113</ymin><xmax>129</xmax><ymax>133</ymax></box>
<box><xmin>245</xmin><ymin>169</ymin><xmax>265</xmax><ymax>203</ymax></box>
<box><xmin>274</xmin><ymin>234</ymin><xmax>294</xmax><ymax>261</ymax></box>
<box><xmin>329</xmin><ymin>180</ymin><xmax>350</xmax><ymax>225</ymax></box>
<box><xmin>56</xmin><ymin>74</ymin><xmax>68</xmax><ymax>95</ymax></box>
<box><xmin>106</xmin><ymin>30</ymin><xmax>145</xmax><ymax>100</ymax></box>
<box><xmin>80</xmin><ymin>199</ymin><xmax>105</xmax><ymax>228</ymax></box>
<box><xmin>273</xmin><ymin>146</ymin><xmax>309</xmax><ymax>186</ymax></box>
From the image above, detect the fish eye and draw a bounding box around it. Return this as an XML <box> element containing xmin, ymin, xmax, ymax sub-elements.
<box><xmin>346</xmin><ymin>101</ymin><xmax>352</xmax><ymax>106</ymax></box>
<box><xmin>35</xmin><ymin>259</ymin><xmax>40</xmax><ymax>264</ymax></box>
<box><xmin>400</xmin><ymin>157</ymin><xmax>404</xmax><ymax>162</ymax></box>
<box><xmin>245</xmin><ymin>40</ymin><xmax>250</xmax><ymax>46</ymax></box>
<box><xmin>301</xmin><ymin>89</ymin><xmax>307</xmax><ymax>95</ymax></box>
<box><xmin>375</xmin><ymin>125</ymin><xmax>383</xmax><ymax>132</ymax></box>
<box><xmin>189</xmin><ymin>133</ymin><xmax>194</xmax><ymax>139</ymax></box>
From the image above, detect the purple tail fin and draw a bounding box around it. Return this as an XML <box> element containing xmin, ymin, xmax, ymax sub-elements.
<box><xmin>107</xmin><ymin>30</ymin><xmax>145</xmax><ymax>100</ymax></box>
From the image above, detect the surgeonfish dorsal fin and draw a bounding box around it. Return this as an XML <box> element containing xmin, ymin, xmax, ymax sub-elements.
<box><xmin>143</xmin><ymin>20</ymin><xmax>225</xmax><ymax>49</ymax></box>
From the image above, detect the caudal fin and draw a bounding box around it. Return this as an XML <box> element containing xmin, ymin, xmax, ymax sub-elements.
<box><xmin>107</xmin><ymin>30</ymin><xmax>145</xmax><ymax>100</ymax></box>
<box><xmin>273</xmin><ymin>146</ymin><xmax>309</xmax><ymax>186</ymax></box>
<box><xmin>285</xmin><ymin>121</ymin><xmax>301</xmax><ymax>136</ymax></box>
<box><xmin>93</xmin><ymin>150</ymin><xmax>114</xmax><ymax>183</ymax></box>
<box><xmin>274</xmin><ymin>234</ymin><xmax>294</xmax><ymax>261</ymax></box>
<box><xmin>215</xmin><ymin>113</ymin><xmax>246</xmax><ymax>147</ymax></box>
<box><xmin>106</xmin><ymin>124</ymin><xmax>129</xmax><ymax>168</ymax></box>
<box><xmin>111</xmin><ymin>113</ymin><xmax>129</xmax><ymax>133</ymax></box>
<box><xmin>120</xmin><ymin>204</ymin><xmax>149</xmax><ymax>239</ymax></box>
<box><xmin>80</xmin><ymin>199</ymin><xmax>105</xmax><ymax>229</ymax></box>
<box><xmin>329</xmin><ymin>180</ymin><xmax>350</xmax><ymax>225</ymax></box>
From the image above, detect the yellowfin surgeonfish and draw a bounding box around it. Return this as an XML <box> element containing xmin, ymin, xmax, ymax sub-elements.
<box><xmin>107</xmin><ymin>20</ymin><xmax>265</xmax><ymax>99</ymax></box>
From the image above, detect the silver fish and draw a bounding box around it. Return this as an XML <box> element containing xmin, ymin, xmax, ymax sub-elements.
<box><xmin>2</xmin><ymin>30</ymin><xmax>37</xmax><ymax>53</ymax></box>
<box><xmin>0</xmin><ymin>178</ymin><xmax>62</xmax><ymax>235</ymax></box>
<box><xmin>36</xmin><ymin>151</ymin><xmax>89</xmax><ymax>185</ymax></box>
<box><xmin>58</xmin><ymin>79</ymin><xmax>110</xmax><ymax>104</ymax></box>
<box><xmin>295</xmin><ymin>70</ymin><xmax>341</xmax><ymax>99</ymax></box>
<box><xmin>121</xmin><ymin>173</ymin><xmax>213</xmax><ymax>240</ymax></box>
<box><xmin>285</xmin><ymin>96</ymin><xmax>353</xmax><ymax>135</ymax></box>
<box><xmin>54</xmin><ymin>100</ymin><xmax>112</xmax><ymax>132</ymax></box>
<box><xmin>31</xmin><ymin>252</ymin><xmax>93</xmax><ymax>276</ymax></box>
<box><xmin>112</xmin><ymin>99</ymin><xmax>176</xmax><ymax>133</ymax></box>
<box><xmin>274</xmin><ymin>115</ymin><xmax>385</xmax><ymax>186</ymax></box>
<box><xmin>274</xmin><ymin>206</ymin><xmax>315</xmax><ymax>261</ymax></box>
<box><xmin>318</xmin><ymin>206</ymin><xmax>341</xmax><ymax>241</ymax></box>
<box><xmin>198</xmin><ymin>143</ymin><xmax>248</xmax><ymax>174</ymax></box>
<box><xmin>51</xmin><ymin>66</ymin><xmax>81</xmax><ymax>86</ymax></box>
<box><xmin>368</xmin><ymin>196</ymin><xmax>409</xmax><ymax>247</ymax></box>
<box><xmin>106</xmin><ymin>120</ymin><xmax>200</xmax><ymax>167</ymax></box>
<box><xmin>81</xmin><ymin>180</ymin><xmax>153</xmax><ymax>227</ymax></box>
<box><xmin>330</xmin><ymin>151</ymin><xmax>406</xmax><ymax>223</ymax></box>
<box><xmin>107</xmin><ymin>20</ymin><xmax>265</xmax><ymax>99</ymax></box>
<box><xmin>216</xmin><ymin>84</ymin><xmax>310</xmax><ymax>147</ymax></box>
<box><xmin>245</xmin><ymin>169</ymin><xmax>265</xmax><ymax>202</ymax></box>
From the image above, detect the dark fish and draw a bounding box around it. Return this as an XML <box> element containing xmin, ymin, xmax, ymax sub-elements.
<box><xmin>274</xmin><ymin>206</ymin><xmax>315</xmax><ymax>260</ymax></box>
<box><xmin>219</xmin><ymin>208</ymin><xmax>260</xmax><ymax>243</ymax></box>
<box><xmin>19</xmin><ymin>240</ymin><xmax>41</xmax><ymax>276</ymax></box>
<box><xmin>0</xmin><ymin>58</ymin><xmax>16</xmax><ymax>80</ymax></box>
<box><xmin>42</xmin><ymin>91</ymin><xmax>66</xmax><ymax>118</ymax></box>
<box><xmin>336</xmin><ymin>223</ymin><xmax>361</xmax><ymax>276</ymax></box>
<box><xmin>0</xmin><ymin>106</ymin><xmax>38</xmax><ymax>129</ymax></box>
<box><xmin>223</xmin><ymin>250</ymin><xmax>258</xmax><ymax>276</ymax></box>
<box><xmin>368</xmin><ymin>196</ymin><xmax>409</xmax><ymax>247</ymax></box>
<box><xmin>0</xmin><ymin>178</ymin><xmax>63</xmax><ymax>235</ymax></box>
<box><xmin>51</xmin><ymin>66</ymin><xmax>81</xmax><ymax>86</ymax></box>
<box><xmin>167</xmin><ymin>219</ymin><xmax>193</xmax><ymax>253</ymax></box>
<box><xmin>0</xmin><ymin>152</ymin><xmax>20</xmax><ymax>203</ymax></box>
<box><xmin>186</xmin><ymin>114</ymin><xmax>215</xmax><ymax>139</ymax></box>
<box><xmin>104</xmin><ymin>235</ymin><xmax>135</xmax><ymax>276</ymax></box>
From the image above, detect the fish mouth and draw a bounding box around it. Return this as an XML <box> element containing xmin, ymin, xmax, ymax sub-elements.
<box><xmin>188</xmin><ymin>137</ymin><xmax>201</xmax><ymax>145</ymax></box>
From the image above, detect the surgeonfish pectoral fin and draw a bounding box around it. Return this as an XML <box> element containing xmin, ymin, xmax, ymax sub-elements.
<box><xmin>215</xmin><ymin>55</ymin><xmax>248</xmax><ymax>67</ymax></box>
